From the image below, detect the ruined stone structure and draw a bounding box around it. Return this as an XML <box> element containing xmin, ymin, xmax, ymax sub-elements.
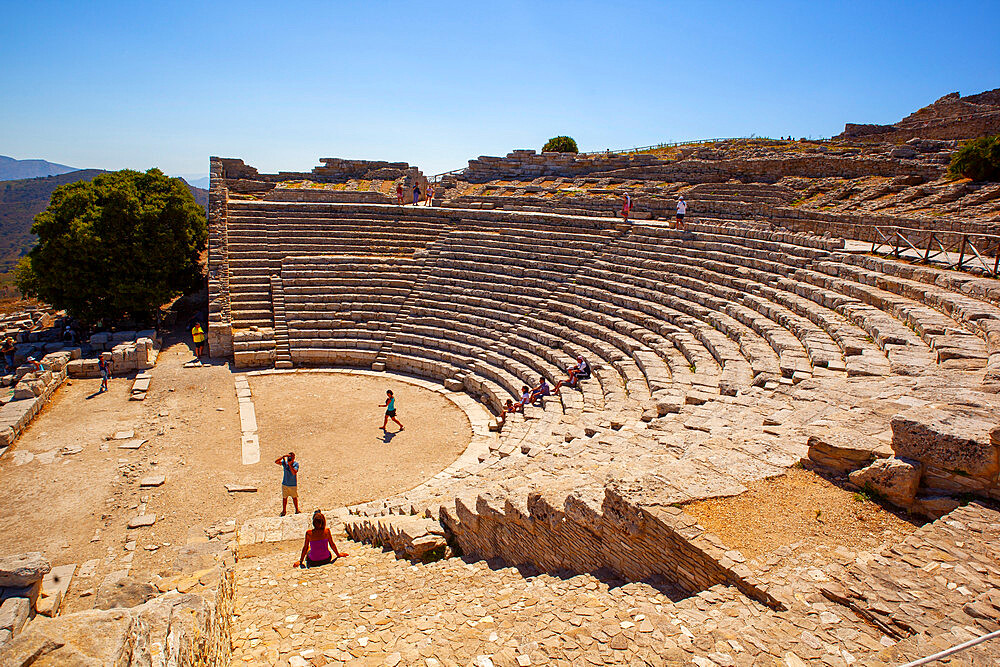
<box><xmin>838</xmin><ymin>88</ymin><xmax>1000</xmax><ymax>142</ymax></box>
<box><xmin>17</xmin><ymin>148</ymin><xmax>976</xmax><ymax>664</ymax></box>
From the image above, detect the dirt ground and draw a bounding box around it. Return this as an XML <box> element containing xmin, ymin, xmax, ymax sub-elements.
<box><xmin>247</xmin><ymin>372</ymin><xmax>471</xmax><ymax>512</ymax></box>
<box><xmin>0</xmin><ymin>335</ymin><xmax>470</xmax><ymax>613</ymax></box>
<box><xmin>683</xmin><ymin>466</ymin><xmax>923</xmax><ymax>562</ymax></box>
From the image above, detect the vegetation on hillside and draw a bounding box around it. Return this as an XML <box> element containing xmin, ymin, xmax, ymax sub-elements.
<box><xmin>16</xmin><ymin>169</ymin><xmax>208</xmax><ymax>326</ymax></box>
<box><xmin>0</xmin><ymin>170</ymin><xmax>106</xmax><ymax>273</ymax></box>
<box><xmin>947</xmin><ymin>135</ymin><xmax>1000</xmax><ymax>182</ymax></box>
<box><xmin>542</xmin><ymin>136</ymin><xmax>579</xmax><ymax>153</ymax></box>
<box><xmin>0</xmin><ymin>171</ymin><xmax>208</xmax><ymax>279</ymax></box>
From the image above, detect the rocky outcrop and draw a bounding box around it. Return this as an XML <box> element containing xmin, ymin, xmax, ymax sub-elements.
<box><xmin>848</xmin><ymin>457</ymin><xmax>923</xmax><ymax>506</ymax></box>
<box><xmin>890</xmin><ymin>406</ymin><xmax>999</xmax><ymax>499</ymax></box>
<box><xmin>806</xmin><ymin>430</ymin><xmax>892</xmax><ymax>473</ymax></box>
<box><xmin>837</xmin><ymin>88</ymin><xmax>1000</xmax><ymax>142</ymax></box>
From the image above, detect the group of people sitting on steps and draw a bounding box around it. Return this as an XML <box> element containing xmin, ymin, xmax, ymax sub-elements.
<box><xmin>496</xmin><ymin>355</ymin><xmax>591</xmax><ymax>430</ymax></box>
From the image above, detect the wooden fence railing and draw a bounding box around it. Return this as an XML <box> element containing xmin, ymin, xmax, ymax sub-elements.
<box><xmin>871</xmin><ymin>226</ymin><xmax>1000</xmax><ymax>277</ymax></box>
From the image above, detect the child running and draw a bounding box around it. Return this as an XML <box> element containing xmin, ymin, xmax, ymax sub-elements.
<box><xmin>380</xmin><ymin>389</ymin><xmax>404</xmax><ymax>431</ymax></box>
<box><xmin>98</xmin><ymin>356</ymin><xmax>111</xmax><ymax>393</ymax></box>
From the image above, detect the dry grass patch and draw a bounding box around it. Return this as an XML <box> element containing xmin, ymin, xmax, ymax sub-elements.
<box><xmin>683</xmin><ymin>467</ymin><xmax>921</xmax><ymax>562</ymax></box>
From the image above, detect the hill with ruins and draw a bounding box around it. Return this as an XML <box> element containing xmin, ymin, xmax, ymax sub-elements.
<box><xmin>2</xmin><ymin>89</ymin><xmax>1000</xmax><ymax>666</ymax></box>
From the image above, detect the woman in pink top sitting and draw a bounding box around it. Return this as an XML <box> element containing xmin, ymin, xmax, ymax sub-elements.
<box><xmin>297</xmin><ymin>510</ymin><xmax>348</xmax><ymax>568</ymax></box>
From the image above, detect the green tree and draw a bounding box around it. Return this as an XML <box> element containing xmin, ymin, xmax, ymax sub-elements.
<box><xmin>947</xmin><ymin>135</ymin><xmax>1000</xmax><ymax>182</ymax></box>
<box><xmin>16</xmin><ymin>168</ymin><xmax>207</xmax><ymax>326</ymax></box>
<box><xmin>542</xmin><ymin>136</ymin><xmax>579</xmax><ymax>153</ymax></box>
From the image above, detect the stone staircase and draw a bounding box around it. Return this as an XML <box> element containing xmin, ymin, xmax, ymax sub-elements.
<box><xmin>270</xmin><ymin>274</ymin><xmax>292</xmax><ymax>368</ymax></box>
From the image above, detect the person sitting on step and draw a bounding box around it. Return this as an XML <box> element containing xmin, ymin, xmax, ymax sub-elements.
<box><xmin>495</xmin><ymin>398</ymin><xmax>516</xmax><ymax>430</ymax></box>
<box><xmin>296</xmin><ymin>510</ymin><xmax>348</xmax><ymax>569</ymax></box>
<box><xmin>553</xmin><ymin>355</ymin><xmax>591</xmax><ymax>394</ymax></box>
<box><xmin>527</xmin><ymin>375</ymin><xmax>551</xmax><ymax>405</ymax></box>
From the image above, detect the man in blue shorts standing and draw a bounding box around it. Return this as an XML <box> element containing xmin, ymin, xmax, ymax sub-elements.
<box><xmin>276</xmin><ymin>452</ymin><xmax>300</xmax><ymax>516</ymax></box>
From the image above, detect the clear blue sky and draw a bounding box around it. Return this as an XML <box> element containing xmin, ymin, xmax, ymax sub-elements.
<box><xmin>2</xmin><ymin>1</ymin><xmax>998</xmax><ymax>177</ymax></box>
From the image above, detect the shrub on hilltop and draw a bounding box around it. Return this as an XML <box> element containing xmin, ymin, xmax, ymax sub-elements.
<box><xmin>947</xmin><ymin>135</ymin><xmax>1000</xmax><ymax>182</ymax></box>
<box><xmin>15</xmin><ymin>168</ymin><xmax>207</xmax><ymax>326</ymax></box>
<box><xmin>542</xmin><ymin>136</ymin><xmax>579</xmax><ymax>153</ymax></box>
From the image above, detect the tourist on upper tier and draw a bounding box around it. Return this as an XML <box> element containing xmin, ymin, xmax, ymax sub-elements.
<box><xmin>380</xmin><ymin>389</ymin><xmax>404</xmax><ymax>432</ymax></box>
<box><xmin>412</xmin><ymin>183</ymin><xmax>421</xmax><ymax>205</ymax></box>
<box><xmin>2</xmin><ymin>337</ymin><xmax>15</xmax><ymax>373</ymax></box>
<box><xmin>513</xmin><ymin>385</ymin><xmax>531</xmax><ymax>412</ymax></box>
<box><xmin>296</xmin><ymin>509</ymin><xmax>347</xmax><ymax>568</ymax></box>
<box><xmin>276</xmin><ymin>452</ymin><xmax>300</xmax><ymax>516</ymax></box>
<box><xmin>426</xmin><ymin>183</ymin><xmax>435</xmax><ymax>206</ymax></box>
<box><xmin>98</xmin><ymin>355</ymin><xmax>111</xmax><ymax>393</ymax></box>
<box><xmin>553</xmin><ymin>355</ymin><xmax>591</xmax><ymax>394</ymax></box>
<box><xmin>676</xmin><ymin>196</ymin><xmax>687</xmax><ymax>230</ymax></box>
<box><xmin>191</xmin><ymin>322</ymin><xmax>206</xmax><ymax>357</ymax></box>
<box><xmin>396</xmin><ymin>182</ymin><xmax>404</xmax><ymax>205</ymax></box>
<box><xmin>528</xmin><ymin>376</ymin><xmax>551</xmax><ymax>405</ymax></box>
<box><xmin>621</xmin><ymin>192</ymin><xmax>631</xmax><ymax>222</ymax></box>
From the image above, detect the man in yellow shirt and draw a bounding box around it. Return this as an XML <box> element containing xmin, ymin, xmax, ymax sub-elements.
<box><xmin>191</xmin><ymin>322</ymin><xmax>206</xmax><ymax>357</ymax></box>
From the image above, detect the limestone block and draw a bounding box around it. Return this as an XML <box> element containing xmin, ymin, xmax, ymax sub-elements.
<box><xmin>0</xmin><ymin>596</ymin><xmax>29</xmax><ymax>635</ymax></box>
<box><xmin>891</xmin><ymin>407</ymin><xmax>999</xmax><ymax>479</ymax></box>
<box><xmin>849</xmin><ymin>457</ymin><xmax>923</xmax><ymax>507</ymax></box>
<box><xmin>806</xmin><ymin>430</ymin><xmax>893</xmax><ymax>473</ymax></box>
<box><xmin>0</xmin><ymin>608</ymin><xmax>135</xmax><ymax>664</ymax></box>
<box><xmin>0</xmin><ymin>552</ymin><xmax>50</xmax><ymax>588</ymax></box>
<box><xmin>0</xmin><ymin>427</ymin><xmax>14</xmax><ymax>448</ymax></box>
<box><xmin>89</xmin><ymin>332</ymin><xmax>110</xmax><ymax>348</ymax></box>
<box><xmin>94</xmin><ymin>572</ymin><xmax>156</xmax><ymax>609</ymax></box>
<box><xmin>36</xmin><ymin>564</ymin><xmax>76</xmax><ymax>618</ymax></box>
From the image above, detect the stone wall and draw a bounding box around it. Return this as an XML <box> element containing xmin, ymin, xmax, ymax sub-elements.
<box><xmin>0</xmin><ymin>355</ymin><xmax>68</xmax><ymax>452</ymax></box>
<box><xmin>439</xmin><ymin>485</ymin><xmax>783</xmax><ymax>610</ymax></box>
<box><xmin>207</xmin><ymin>157</ymin><xmax>233</xmax><ymax>359</ymax></box>
<box><xmin>837</xmin><ymin>88</ymin><xmax>1000</xmax><ymax>142</ymax></box>
<box><xmin>460</xmin><ymin>149</ymin><xmax>944</xmax><ymax>184</ymax></box>
<box><xmin>0</xmin><ymin>553</ymin><xmax>235</xmax><ymax>666</ymax></box>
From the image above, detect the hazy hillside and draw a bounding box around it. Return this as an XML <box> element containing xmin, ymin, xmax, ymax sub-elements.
<box><xmin>0</xmin><ymin>171</ymin><xmax>208</xmax><ymax>274</ymax></box>
<box><xmin>0</xmin><ymin>155</ymin><xmax>78</xmax><ymax>180</ymax></box>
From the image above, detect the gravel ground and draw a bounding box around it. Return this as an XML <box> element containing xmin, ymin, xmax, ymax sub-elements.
<box><xmin>683</xmin><ymin>467</ymin><xmax>923</xmax><ymax>561</ymax></box>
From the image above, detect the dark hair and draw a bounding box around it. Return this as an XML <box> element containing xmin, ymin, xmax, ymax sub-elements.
<box><xmin>386</xmin><ymin>390</ymin><xmax>393</xmax><ymax>396</ymax></box>
<box><xmin>521</xmin><ymin>385</ymin><xmax>529</xmax><ymax>393</ymax></box>
<box><xmin>288</xmin><ymin>452</ymin><xmax>295</xmax><ymax>459</ymax></box>
<box><xmin>312</xmin><ymin>510</ymin><xmax>326</xmax><ymax>531</ymax></box>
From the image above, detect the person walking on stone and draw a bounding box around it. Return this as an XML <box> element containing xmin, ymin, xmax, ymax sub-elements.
<box><xmin>396</xmin><ymin>182</ymin><xmax>404</xmax><ymax>205</ymax></box>
<box><xmin>412</xmin><ymin>183</ymin><xmax>421</xmax><ymax>206</ymax></box>
<box><xmin>296</xmin><ymin>510</ymin><xmax>348</xmax><ymax>568</ymax></box>
<box><xmin>621</xmin><ymin>192</ymin><xmax>631</xmax><ymax>222</ymax></box>
<box><xmin>676</xmin><ymin>195</ymin><xmax>687</xmax><ymax>230</ymax></box>
<box><xmin>191</xmin><ymin>322</ymin><xmax>206</xmax><ymax>358</ymax></box>
<box><xmin>98</xmin><ymin>355</ymin><xmax>111</xmax><ymax>393</ymax></box>
<box><xmin>380</xmin><ymin>389</ymin><xmax>404</xmax><ymax>431</ymax></box>
<box><xmin>2</xmin><ymin>336</ymin><xmax>15</xmax><ymax>373</ymax></box>
<box><xmin>276</xmin><ymin>452</ymin><xmax>300</xmax><ymax>516</ymax></box>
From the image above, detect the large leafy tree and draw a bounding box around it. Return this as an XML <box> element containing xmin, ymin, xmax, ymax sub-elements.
<box><xmin>542</xmin><ymin>136</ymin><xmax>579</xmax><ymax>153</ymax></box>
<box><xmin>16</xmin><ymin>168</ymin><xmax>207</xmax><ymax>326</ymax></box>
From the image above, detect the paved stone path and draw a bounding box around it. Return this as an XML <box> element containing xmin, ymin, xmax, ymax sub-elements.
<box><xmin>232</xmin><ymin>502</ymin><xmax>1000</xmax><ymax>667</ymax></box>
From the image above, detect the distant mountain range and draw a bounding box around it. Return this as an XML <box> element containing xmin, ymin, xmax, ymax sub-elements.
<box><xmin>0</xmin><ymin>168</ymin><xmax>208</xmax><ymax>274</ymax></box>
<box><xmin>0</xmin><ymin>155</ymin><xmax>79</xmax><ymax>180</ymax></box>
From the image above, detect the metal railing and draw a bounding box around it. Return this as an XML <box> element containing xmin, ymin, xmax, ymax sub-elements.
<box><xmin>898</xmin><ymin>628</ymin><xmax>1000</xmax><ymax>666</ymax></box>
<box><xmin>870</xmin><ymin>226</ymin><xmax>1000</xmax><ymax>277</ymax></box>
